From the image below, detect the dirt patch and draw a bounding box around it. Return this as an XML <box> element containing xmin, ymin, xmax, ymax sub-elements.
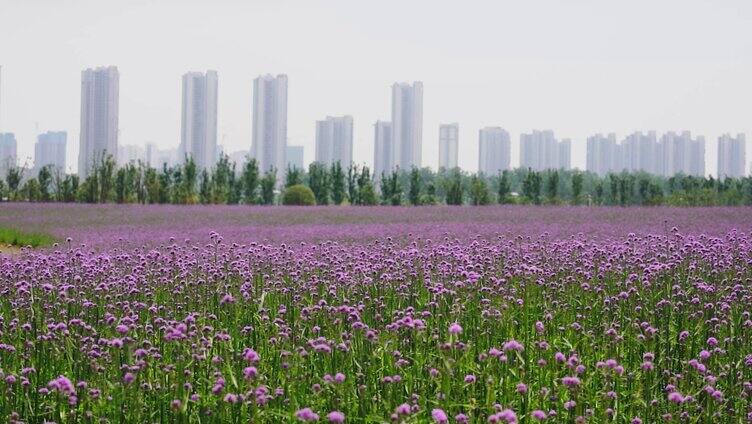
<box><xmin>0</xmin><ymin>244</ymin><xmax>25</xmax><ymax>257</ymax></box>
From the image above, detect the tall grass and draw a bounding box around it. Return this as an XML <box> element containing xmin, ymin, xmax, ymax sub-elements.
<box><xmin>0</xmin><ymin>226</ymin><xmax>55</xmax><ymax>248</ymax></box>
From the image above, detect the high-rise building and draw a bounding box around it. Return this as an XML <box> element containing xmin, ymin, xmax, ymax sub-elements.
<box><xmin>180</xmin><ymin>70</ymin><xmax>218</xmax><ymax>169</ymax></box>
<box><xmin>78</xmin><ymin>66</ymin><xmax>119</xmax><ymax>177</ymax></box>
<box><xmin>315</xmin><ymin>115</ymin><xmax>353</xmax><ymax>167</ymax></box>
<box><xmin>0</xmin><ymin>132</ymin><xmax>17</xmax><ymax>176</ymax></box>
<box><xmin>286</xmin><ymin>145</ymin><xmax>304</xmax><ymax>170</ymax></box>
<box><xmin>438</xmin><ymin>123</ymin><xmax>459</xmax><ymax>170</ymax></box>
<box><xmin>228</xmin><ymin>150</ymin><xmax>250</xmax><ymax>169</ymax></box>
<box><xmin>251</xmin><ymin>74</ymin><xmax>288</xmax><ymax>183</ymax></box>
<box><xmin>117</xmin><ymin>144</ymin><xmax>146</xmax><ymax>166</ymax></box>
<box><xmin>660</xmin><ymin>131</ymin><xmax>705</xmax><ymax>177</ymax></box>
<box><xmin>373</xmin><ymin>120</ymin><xmax>392</xmax><ymax>179</ymax></box>
<box><xmin>621</xmin><ymin>131</ymin><xmax>659</xmax><ymax>174</ymax></box>
<box><xmin>145</xmin><ymin>142</ymin><xmax>179</xmax><ymax>169</ymax></box>
<box><xmin>586</xmin><ymin>133</ymin><xmax>620</xmax><ymax>176</ymax></box>
<box><xmin>520</xmin><ymin>130</ymin><xmax>569</xmax><ymax>171</ymax></box>
<box><xmin>559</xmin><ymin>138</ymin><xmax>572</xmax><ymax>170</ymax></box>
<box><xmin>391</xmin><ymin>81</ymin><xmax>423</xmax><ymax>170</ymax></box>
<box><xmin>34</xmin><ymin>131</ymin><xmax>67</xmax><ymax>172</ymax></box>
<box><xmin>717</xmin><ymin>133</ymin><xmax>746</xmax><ymax>179</ymax></box>
<box><xmin>478</xmin><ymin>127</ymin><xmax>511</xmax><ymax>175</ymax></box>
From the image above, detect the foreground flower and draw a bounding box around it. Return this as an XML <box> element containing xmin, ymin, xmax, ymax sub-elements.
<box><xmin>432</xmin><ymin>408</ymin><xmax>449</xmax><ymax>423</ymax></box>
<box><xmin>327</xmin><ymin>411</ymin><xmax>345</xmax><ymax>423</ymax></box>
<box><xmin>297</xmin><ymin>407</ymin><xmax>319</xmax><ymax>422</ymax></box>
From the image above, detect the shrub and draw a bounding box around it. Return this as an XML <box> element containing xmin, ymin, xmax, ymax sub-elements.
<box><xmin>282</xmin><ymin>184</ymin><xmax>316</xmax><ymax>206</ymax></box>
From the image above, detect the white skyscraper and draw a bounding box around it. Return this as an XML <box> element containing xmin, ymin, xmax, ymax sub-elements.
<box><xmin>251</xmin><ymin>74</ymin><xmax>288</xmax><ymax>182</ymax></box>
<box><xmin>35</xmin><ymin>131</ymin><xmax>67</xmax><ymax>172</ymax></box>
<box><xmin>391</xmin><ymin>81</ymin><xmax>423</xmax><ymax>170</ymax></box>
<box><xmin>520</xmin><ymin>130</ymin><xmax>569</xmax><ymax>171</ymax></box>
<box><xmin>373</xmin><ymin>120</ymin><xmax>392</xmax><ymax>179</ymax></box>
<box><xmin>180</xmin><ymin>70</ymin><xmax>218</xmax><ymax>170</ymax></box>
<box><xmin>586</xmin><ymin>133</ymin><xmax>620</xmax><ymax>176</ymax></box>
<box><xmin>621</xmin><ymin>131</ymin><xmax>659</xmax><ymax>174</ymax></box>
<box><xmin>117</xmin><ymin>144</ymin><xmax>146</xmax><ymax>166</ymax></box>
<box><xmin>286</xmin><ymin>145</ymin><xmax>304</xmax><ymax>170</ymax></box>
<box><xmin>559</xmin><ymin>139</ymin><xmax>572</xmax><ymax>170</ymax></box>
<box><xmin>0</xmin><ymin>132</ymin><xmax>17</xmax><ymax>176</ymax></box>
<box><xmin>478</xmin><ymin>127</ymin><xmax>511</xmax><ymax>175</ymax></box>
<box><xmin>315</xmin><ymin>115</ymin><xmax>353</xmax><ymax>167</ymax></box>
<box><xmin>438</xmin><ymin>123</ymin><xmax>459</xmax><ymax>170</ymax></box>
<box><xmin>660</xmin><ymin>131</ymin><xmax>705</xmax><ymax>177</ymax></box>
<box><xmin>717</xmin><ymin>134</ymin><xmax>746</xmax><ymax>179</ymax></box>
<box><xmin>78</xmin><ymin>66</ymin><xmax>119</xmax><ymax>177</ymax></box>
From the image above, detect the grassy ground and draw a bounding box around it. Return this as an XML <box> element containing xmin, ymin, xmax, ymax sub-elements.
<box><xmin>0</xmin><ymin>226</ymin><xmax>56</xmax><ymax>248</ymax></box>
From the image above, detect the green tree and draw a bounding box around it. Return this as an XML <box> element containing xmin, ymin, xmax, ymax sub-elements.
<box><xmin>383</xmin><ymin>170</ymin><xmax>402</xmax><ymax>206</ymax></box>
<box><xmin>420</xmin><ymin>181</ymin><xmax>438</xmax><ymax>205</ymax></box>
<box><xmin>241</xmin><ymin>158</ymin><xmax>260</xmax><ymax>204</ymax></box>
<box><xmin>181</xmin><ymin>156</ymin><xmax>199</xmax><ymax>204</ymax></box>
<box><xmin>522</xmin><ymin>170</ymin><xmax>542</xmax><ymax>204</ymax></box>
<box><xmin>97</xmin><ymin>154</ymin><xmax>116</xmax><ymax>203</ymax></box>
<box><xmin>260</xmin><ymin>168</ymin><xmax>277</xmax><ymax>205</ymax></box>
<box><xmin>157</xmin><ymin>165</ymin><xmax>172</xmax><ymax>204</ymax></box>
<box><xmin>330</xmin><ymin>162</ymin><xmax>346</xmax><ymax>205</ymax></box>
<box><xmin>199</xmin><ymin>169</ymin><xmax>211</xmax><ymax>204</ymax></box>
<box><xmin>469</xmin><ymin>175</ymin><xmax>490</xmax><ymax>205</ymax></box>
<box><xmin>408</xmin><ymin>168</ymin><xmax>422</xmax><ymax>206</ymax></box>
<box><xmin>308</xmin><ymin>162</ymin><xmax>330</xmax><ymax>205</ymax></box>
<box><xmin>210</xmin><ymin>155</ymin><xmax>233</xmax><ymax>204</ymax></box>
<box><xmin>571</xmin><ymin>171</ymin><xmax>583</xmax><ymax>205</ymax></box>
<box><xmin>545</xmin><ymin>170</ymin><xmax>559</xmax><ymax>203</ymax></box>
<box><xmin>497</xmin><ymin>170</ymin><xmax>511</xmax><ymax>204</ymax></box>
<box><xmin>285</xmin><ymin>165</ymin><xmax>303</xmax><ymax>188</ymax></box>
<box><xmin>21</xmin><ymin>178</ymin><xmax>41</xmax><ymax>201</ymax></box>
<box><xmin>445</xmin><ymin>169</ymin><xmax>464</xmax><ymax>205</ymax></box>
<box><xmin>347</xmin><ymin>165</ymin><xmax>359</xmax><ymax>205</ymax></box>
<box><xmin>115</xmin><ymin>167</ymin><xmax>128</xmax><ymax>203</ymax></box>
<box><xmin>37</xmin><ymin>166</ymin><xmax>52</xmax><ymax>202</ymax></box>
<box><xmin>5</xmin><ymin>166</ymin><xmax>23</xmax><ymax>201</ymax></box>
<box><xmin>356</xmin><ymin>167</ymin><xmax>377</xmax><ymax>205</ymax></box>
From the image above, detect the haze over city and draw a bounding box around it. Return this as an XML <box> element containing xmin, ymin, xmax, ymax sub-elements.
<box><xmin>1</xmin><ymin>0</ymin><xmax>751</xmax><ymax>175</ymax></box>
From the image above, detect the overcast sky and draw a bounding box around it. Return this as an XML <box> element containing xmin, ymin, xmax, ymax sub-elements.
<box><xmin>1</xmin><ymin>0</ymin><xmax>751</xmax><ymax>175</ymax></box>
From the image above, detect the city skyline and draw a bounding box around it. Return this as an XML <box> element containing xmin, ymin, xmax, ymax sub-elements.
<box><xmin>1</xmin><ymin>0</ymin><xmax>751</xmax><ymax>176</ymax></box>
<box><xmin>2</xmin><ymin>67</ymin><xmax>749</xmax><ymax>177</ymax></box>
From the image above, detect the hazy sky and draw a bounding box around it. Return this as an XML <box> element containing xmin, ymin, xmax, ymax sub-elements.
<box><xmin>1</xmin><ymin>0</ymin><xmax>751</xmax><ymax>175</ymax></box>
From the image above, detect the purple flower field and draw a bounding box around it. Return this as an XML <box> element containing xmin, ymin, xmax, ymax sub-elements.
<box><xmin>1</xmin><ymin>204</ymin><xmax>752</xmax><ymax>248</ymax></box>
<box><xmin>1</xmin><ymin>205</ymin><xmax>752</xmax><ymax>422</ymax></box>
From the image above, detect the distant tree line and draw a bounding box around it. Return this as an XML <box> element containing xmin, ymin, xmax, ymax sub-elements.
<box><xmin>3</xmin><ymin>154</ymin><xmax>752</xmax><ymax>206</ymax></box>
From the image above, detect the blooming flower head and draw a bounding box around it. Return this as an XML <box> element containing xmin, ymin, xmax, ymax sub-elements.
<box><xmin>503</xmin><ymin>340</ymin><xmax>524</xmax><ymax>352</ymax></box>
<box><xmin>327</xmin><ymin>411</ymin><xmax>345</xmax><ymax>423</ymax></box>
<box><xmin>562</xmin><ymin>376</ymin><xmax>581</xmax><ymax>387</ymax></box>
<box><xmin>47</xmin><ymin>375</ymin><xmax>76</xmax><ymax>397</ymax></box>
<box><xmin>396</xmin><ymin>403</ymin><xmax>411</xmax><ymax>415</ymax></box>
<box><xmin>243</xmin><ymin>348</ymin><xmax>260</xmax><ymax>363</ymax></box>
<box><xmin>296</xmin><ymin>407</ymin><xmax>320</xmax><ymax>422</ymax></box>
<box><xmin>449</xmin><ymin>323</ymin><xmax>462</xmax><ymax>335</ymax></box>
<box><xmin>531</xmin><ymin>410</ymin><xmax>547</xmax><ymax>421</ymax></box>
<box><xmin>432</xmin><ymin>408</ymin><xmax>449</xmax><ymax>424</ymax></box>
<box><xmin>667</xmin><ymin>392</ymin><xmax>684</xmax><ymax>404</ymax></box>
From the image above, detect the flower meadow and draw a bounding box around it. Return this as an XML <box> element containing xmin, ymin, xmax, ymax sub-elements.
<box><xmin>1</xmin><ymin>206</ymin><xmax>752</xmax><ymax>423</ymax></box>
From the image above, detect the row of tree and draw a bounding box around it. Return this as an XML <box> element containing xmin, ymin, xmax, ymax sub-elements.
<box><xmin>3</xmin><ymin>155</ymin><xmax>752</xmax><ymax>206</ymax></box>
